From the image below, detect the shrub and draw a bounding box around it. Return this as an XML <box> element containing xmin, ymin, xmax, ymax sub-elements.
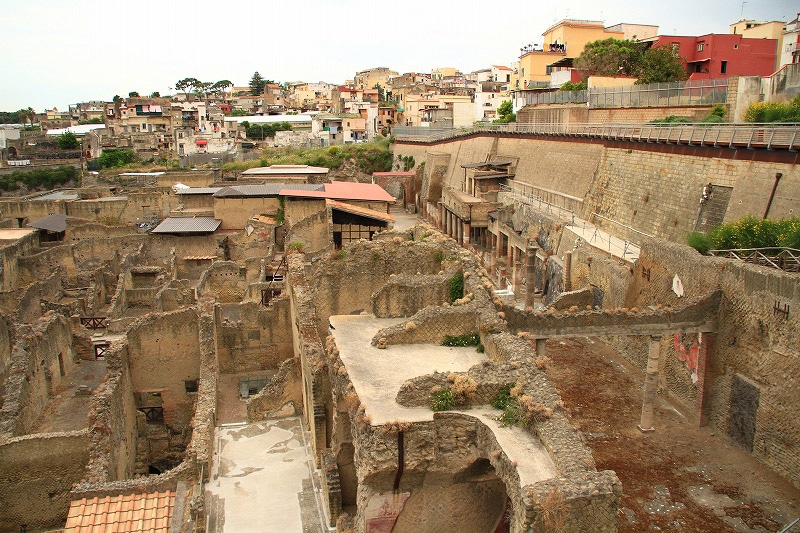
<box><xmin>430</xmin><ymin>387</ymin><xmax>455</xmax><ymax>411</ymax></box>
<box><xmin>0</xmin><ymin>166</ymin><xmax>77</xmax><ymax>192</ymax></box>
<box><xmin>687</xmin><ymin>231</ymin><xmax>713</xmax><ymax>254</ymax></box>
<box><xmin>448</xmin><ymin>271</ymin><xmax>464</xmax><ymax>303</ymax></box>
<box><xmin>442</xmin><ymin>333</ymin><xmax>480</xmax><ymax>347</ymax></box>
<box><xmin>491</xmin><ymin>386</ymin><xmax>513</xmax><ymax>410</ymax></box>
<box><xmin>706</xmin><ymin>216</ymin><xmax>800</xmax><ymax>250</ymax></box>
<box><xmin>57</xmin><ymin>131</ymin><xmax>80</xmax><ymax>149</ymax></box>
<box><xmin>98</xmin><ymin>148</ymin><xmax>136</xmax><ymax>168</ymax></box>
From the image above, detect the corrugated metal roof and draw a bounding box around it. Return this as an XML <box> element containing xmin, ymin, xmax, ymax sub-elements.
<box><xmin>64</xmin><ymin>491</ymin><xmax>174</xmax><ymax>533</ymax></box>
<box><xmin>151</xmin><ymin>216</ymin><xmax>221</xmax><ymax>234</ymax></box>
<box><xmin>281</xmin><ymin>181</ymin><xmax>395</xmax><ymax>203</ymax></box>
<box><xmin>327</xmin><ymin>199</ymin><xmax>395</xmax><ymax>223</ymax></box>
<box><xmin>213</xmin><ymin>183</ymin><xmax>323</xmax><ymax>198</ymax></box>
<box><xmin>26</xmin><ymin>213</ymin><xmax>69</xmax><ymax>232</ymax></box>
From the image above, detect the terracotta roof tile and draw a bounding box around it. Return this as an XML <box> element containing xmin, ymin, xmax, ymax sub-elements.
<box><xmin>64</xmin><ymin>491</ymin><xmax>175</xmax><ymax>533</ymax></box>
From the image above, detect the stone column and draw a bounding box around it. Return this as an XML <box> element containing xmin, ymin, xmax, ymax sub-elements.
<box><xmin>525</xmin><ymin>246</ymin><xmax>538</xmax><ymax>309</ymax></box>
<box><xmin>438</xmin><ymin>203</ymin><xmax>445</xmax><ymax>231</ymax></box>
<box><xmin>495</xmin><ymin>232</ymin><xmax>502</xmax><ymax>261</ymax></box>
<box><xmin>694</xmin><ymin>333</ymin><xmax>715</xmax><ymax>427</ymax></box>
<box><xmin>457</xmin><ymin>218</ymin><xmax>463</xmax><ymax>246</ymax></box>
<box><xmin>638</xmin><ymin>336</ymin><xmax>661</xmax><ymax>432</ymax></box>
<box><xmin>445</xmin><ymin>210</ymin><xmax>452</xmax><ymax>237</ymax></box>
<box><xmin>510</xmin><ymin>246</ymin><xmax>517</xmax><ymax>293</ymax></box>
<box><xmin>564</xmin><ymin>251</ymin><xmax>572</xmax><ymax>292</ymax></box>
<box><xmin>464</xmin><ymin>221</ymin><xmax>471</xmax><ymax>247</ymax></box>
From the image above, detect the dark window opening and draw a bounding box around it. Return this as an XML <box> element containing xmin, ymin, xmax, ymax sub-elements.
<box><xmin>721</xmin><ymin>61</ymin><xmax>728</xmax><ymax>74</ymax></box>
<box><xmin>185</xmin><ymin>379</ymin><xmax>199</xmax><ymax>393</ymax></box>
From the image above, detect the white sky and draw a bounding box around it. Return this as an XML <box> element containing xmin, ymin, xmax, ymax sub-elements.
<box><xmin>0</xmin><ymin>0</ymin><xmax>795</xmax><ymax>112</ymax></box>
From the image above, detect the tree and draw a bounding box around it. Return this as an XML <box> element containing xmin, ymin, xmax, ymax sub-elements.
<box><xmin>494</xmin><ymin>100</ymin><xmax>516</xmax><ymax>123</ymax></box>
<box><xmin>574</xmin><ymin>38</ymin><xmax>687</xmax><ymax>84</ymax></box>
<box><xmin>98</xmin><ymin>148</ymin><xmax>136</xmax><ymax>168</ymax></box>
<box><xmin>574</xmin><ymin>38</ymin><xmax>643</xmax><ymax>77</ymax></box>
<box><xmin>373</xmin><ymin>83</ymin><xmax>386</xmax><ymax>102</ymax></box>
<box><xmin>128</xmin><ymin>91</ymin><xmax>140</xmax><ymax>98</ymax></box>
<box><xmin>57</xmin><ymin>131</ymin><xmax>80</xmax><ymax>149</ymax></box>
<box><xmin>635</xmin><ymin>45</ymin><xmax>688</xmax><ymax>84</ymax></box>
<box><xmin>249</xmin><ymin>72</ymin><xmax>266</xmax><ymax>95</ymax></box>
<box><xmin>175</xmin><ymin>77</ymin><xmax>200</xmax><ymax>95</ymax></box>
<box><xmin>149</xmin><ymin>91</ymin><xmax>161</xmax><ymax>98</ymax></box>
<box><xmin>212</xmin><ymin>79</ymin><xmax>233</xmax><ymax>97</ymax></box>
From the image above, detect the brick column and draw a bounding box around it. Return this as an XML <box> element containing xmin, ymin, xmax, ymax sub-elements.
<box><xmin>564</xmin><ymin>251</ymin><xmax>572</xmax><ymax>292</ymax></box>
<box><xmin>638</xmin><ymin>336</ymin><xmax>661</xmax><ymax>432</ymax></box>
<box><xmin>438</xmin><ymin>203</ymin><xmax>445</xmax><ymax>231</ymax></box>
<box><xmin>694</xmin><ymin>333</ymin><xmax>715</xmax><ymax>427</ymax></box>
<box><xmin>456</xmin><ymin>218</ymin><xmax>463</xmax><ymax>245</ymax></box>
<box><xmin>495</xmin><ymin>232</ymin><xmax>502</xmax><ymax>261</ymax></box>
<box><xmin>464</xmin><ymin>221</ymin><xmax>471</xmax><ymax>247</ymax></box>
<box><xmin>445</xmin><ymin>210</ymin><xmax>452</xmax><ymax>237</ymax></box>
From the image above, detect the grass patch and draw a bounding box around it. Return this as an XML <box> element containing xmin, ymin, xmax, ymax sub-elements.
<box><xmin>442</xmin><ymin>333</ymin><xmax>481</xmax><ymax>347</ymax></box>
<box><xmin>430</xmin><ymin>387</ymin><xmax>455</xmax><ymax>411</ymax></box>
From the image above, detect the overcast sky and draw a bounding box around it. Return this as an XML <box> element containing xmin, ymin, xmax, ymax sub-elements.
<box><xmin>1</xmin><ymin>0</ymin><xmax>795</xmax><ymax>112</ymax></box>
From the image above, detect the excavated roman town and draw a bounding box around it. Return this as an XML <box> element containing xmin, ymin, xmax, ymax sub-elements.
<box><xmin>0</xmin><ymin>127</ymin><xmax>798</xmax><ymax>533</ymax></box>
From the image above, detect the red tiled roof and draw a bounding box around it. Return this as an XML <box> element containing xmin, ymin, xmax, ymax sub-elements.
<box><xmin>280</xmin><ymin>181</ymin><xmax>395</xmax><ymax>203</ymax></box>
<box><xmin>64</xmin><ymin>491</ymin><xmax>175</xmax><ymax>532</ymax></box>
<box><xmin>326</xmin><ymin>199</ymin><xmax>395</xmax><ymax>223</ymax></box>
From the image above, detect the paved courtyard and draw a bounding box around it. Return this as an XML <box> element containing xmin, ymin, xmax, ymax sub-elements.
<box><xmin>205</xmin><ymin>418</ymin><xmax>330</xmax><ymax>533</ymax></box>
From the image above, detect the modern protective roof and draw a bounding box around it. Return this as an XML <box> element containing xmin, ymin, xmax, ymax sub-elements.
<box><xmin>33</xmin><ymin>190</ymin><xmax>80</xmax><ymax>201</ymax></box>
<box><xmin>26</xmin><ymin>213</ymin><xmax>70</xmax><ymax>233</ymax></box>
<box><xmin>327</xmin><ymin>199</ymin><xmax>395</xmax><ymax>223</ymax></box>
<box><xmin>176</xmin><ymin>187</ymin><xmax>223</xmax><ymax>195</ymax></box>
<box><xmin>281</xmin><ymin>181</ymin><xmax>395</xmax><ymax>203</ymax></box>
<box><xmin>151</xmin><ymin>216</ymin><xmax>221</xmax><ymax>234</ymax></box>
<box><xmin>64</xmin><ymin>491</ymin><xmax>174</xmax><ymax>533</ymax></box>
<box><xmin>213</xmin><ymin>183</ymin><xmax>323</xmax><ymax>198</ymax></box>
<box><xmin>241</xmin><ymin>165</ymin><xmax>329</xmax><ymax>176</ymax></box>
<box><xmin>46</xmin><ymin>124</ymin><xmax>105</xmax><ymax>136</ymax></box>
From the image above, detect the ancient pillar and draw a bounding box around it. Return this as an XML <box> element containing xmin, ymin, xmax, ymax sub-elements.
<box><xmin>464</xmin><ymin>221</ymin><xmax>471</xmax><ymax>247</ymax></box>
<box><xmin>510</xmin><ymin>246</ymin><xmax>517</xmax><ymax>293</ymax></box>
<box><xmin>445</xmin><ymin>210</ymin><xmax>452</xmax><ymax>237</ymax></box>
<box><xmin>694</xmin><ymin>333</ymin><xmax>715</xmax><ymax>427</ymax></box>
<box><xmin>564</xmin><ymin>251</ymin><xmax>572</xmax><ymax>292</ymax></box>
<box><xmin>457</xmin><ymin>218</ymin><xmax>463</xmax><ymax>245</ymax></box>
<box><xmin>525</xmin><ymin>246</ymin><xmax>538</xmax><ymax>309</ymax></box>
<box><xmin>638</xmin><ymin>336</ymin><xmax>661</xmax><ymax>432</ymax></box>
<box><xmin>438</xmin><ymin>203</ymin><xmax>445</xmax><ymax>231</ymax></box>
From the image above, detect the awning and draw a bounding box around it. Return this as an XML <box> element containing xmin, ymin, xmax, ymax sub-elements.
<box><xmin>687</xmin><ymin>58</ymin><xmax>710</xmax><ymax>63</ymax></box>
<box><xmin>195</xmin><ymin>139</ymin><xmax>208</xmax><ymax>145</ymax></box>
<box><xmin>26</xmin><ymin>213</ymin><xmax>70</xmax><ymax>233</ymax></box>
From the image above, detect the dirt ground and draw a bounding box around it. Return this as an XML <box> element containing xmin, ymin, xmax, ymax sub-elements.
<box><xmin>543</xmin><ymin>337</ymin><xmax>800</xmax><ymax>533</ymax></box>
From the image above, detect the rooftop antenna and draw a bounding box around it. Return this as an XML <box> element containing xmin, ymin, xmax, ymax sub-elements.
<box><xmin>740</xmin><ymin>1</ymin><xmax>747</xmax><ymax>20</ymax></box>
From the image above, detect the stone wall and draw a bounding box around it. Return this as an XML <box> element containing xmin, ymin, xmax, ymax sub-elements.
<box><xmin>370</xmin><ymin>273</ymin><xmax>450</xmax><ymax>318</ymax></box>
<box><xmin>0</xmin><ymin>312</ymin><xmax>75</xmax><ymax>436</ymax></box>
<box><xmin>0</xmin><ymin>230</ymin><xmax>39</xmax><ymax>290</ymax></box>
<box><xmin>197</xmin><ymin>261</ymin><xmax>248</xmax><ymax>303</ymax></box>
<box><xmin>0</xmin><ymin>430</ymin><xmax>91</xmax><ymax>531</ymax></box>
<box><xmin>124</xmin><ymin>308</ymin><xmax>201</xmax><ymax>430</ymax></box>
<box><xmin>216</xmin><ymin>298</ymin><xmax>294</xmax><ymax>374</ymax></box>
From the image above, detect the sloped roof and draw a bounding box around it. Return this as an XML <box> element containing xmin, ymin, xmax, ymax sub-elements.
<box><xmin>176</xmin><ymin>187</ymin><xmax>223</xmax><ymax>195</ymax></box>
<box><xmin>327</xmin><ymin>199</ymin><xmax>395</xmax><ymax>223</ymax></box>
<box><xmin>26</xmin><ymin>213</ymin><xmax>70</xmax><ymax>233</ymax></box>
<box><xmin>281</xmin><ymin>181</ymin><xmax>394</xmax><ymax>203</ymax></box>
<box><xmin>241</xmin><ymin>165</ymin><xmax>329</xmax><ymax>176</ymax></box>
<box><xmin>64</xmin><ymin>491</ymin><xmax>174</xmax><ymax>533</ymax></box>
<box><xmin>151</xmin><ymin>216</ymin><xmax>221</xmax><ymax>234</ymax></box>
<box><xmin>213</xmin><ymin>183</ymin><xmax>323</xmax><ymax>198</ymax></box>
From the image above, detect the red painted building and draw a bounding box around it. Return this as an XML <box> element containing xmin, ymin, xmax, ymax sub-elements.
<box><xmin>649</xmin><ymin>34</ymin><xmax>778</xmax><ymax>79</ymax></box>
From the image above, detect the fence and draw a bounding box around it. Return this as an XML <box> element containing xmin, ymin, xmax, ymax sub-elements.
<box><xmin>393</xmin><ymin>122</ymin><xmax>800</xmax><ymax>150</ymax></box>
<box><xmin>589</xmin><ymin>78</ymin><xmax>728</xmax><ymax>108</ymax></box>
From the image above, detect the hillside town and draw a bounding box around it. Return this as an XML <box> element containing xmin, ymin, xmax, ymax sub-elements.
<box><xmin>0</xmin><ymin>9</ymin><xmax>799</xmax><ymax>533</ymax></box>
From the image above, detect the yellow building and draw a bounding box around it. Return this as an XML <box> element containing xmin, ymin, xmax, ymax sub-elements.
<box><xmin>516</xmin><ymin>20</ymin><xmax>624</xmax><ymax>89</ymax></box>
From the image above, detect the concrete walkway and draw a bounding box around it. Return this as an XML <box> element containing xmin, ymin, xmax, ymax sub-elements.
<box><xmin>205</xmin><ymin>418</ymin><xmax>331</xmax><ymax>533</ymax></box>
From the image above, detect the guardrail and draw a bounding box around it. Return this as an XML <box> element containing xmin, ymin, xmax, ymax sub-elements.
<box><xmin>393</xmin><ymin>122</ymin><xmax>800</xmax><ymax>150</ymax></box>
<box><xmin>709</xmin><ymin>247</ymin><xmax>800</xmax><ymax>273</ymax></box>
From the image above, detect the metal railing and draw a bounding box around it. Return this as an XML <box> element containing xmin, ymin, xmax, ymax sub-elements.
<box><xmin>393</xmin><ymin>122</ymin><xmax>800</xmax><ymax>150</ymax></box>
<box><xmin>520</xmin><ymin>90</ymin><xmax>588</xmax><ymax>107</ymax></box>
<box><xmin>709</xmin><ymin>248</ymin><xmax>800</xmax><ymax>273</ymax></box>
<box><xmin>590</xmin><ymin>78</ymin><xmax>728</xmax><ymax>108</ymax></box>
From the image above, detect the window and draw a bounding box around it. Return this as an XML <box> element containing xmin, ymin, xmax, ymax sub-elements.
<box><xmin>697</xmin><ymin>42</ymin><xmax>705</xmax><ymax>52</ymax></box>
<box><xmin>185</xmin><ymin>379</ymin><xmax>198</xmax><ymax>393</ymax></box>
<box><xmin>733</xmin><ymin>43</ymin><xmax>738</xmax><ymax>49</ymax></box>
<box><xmin>721</xmin><ymin>61</ymin><xmax>727</xmax><ymax>74</ymax></box>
